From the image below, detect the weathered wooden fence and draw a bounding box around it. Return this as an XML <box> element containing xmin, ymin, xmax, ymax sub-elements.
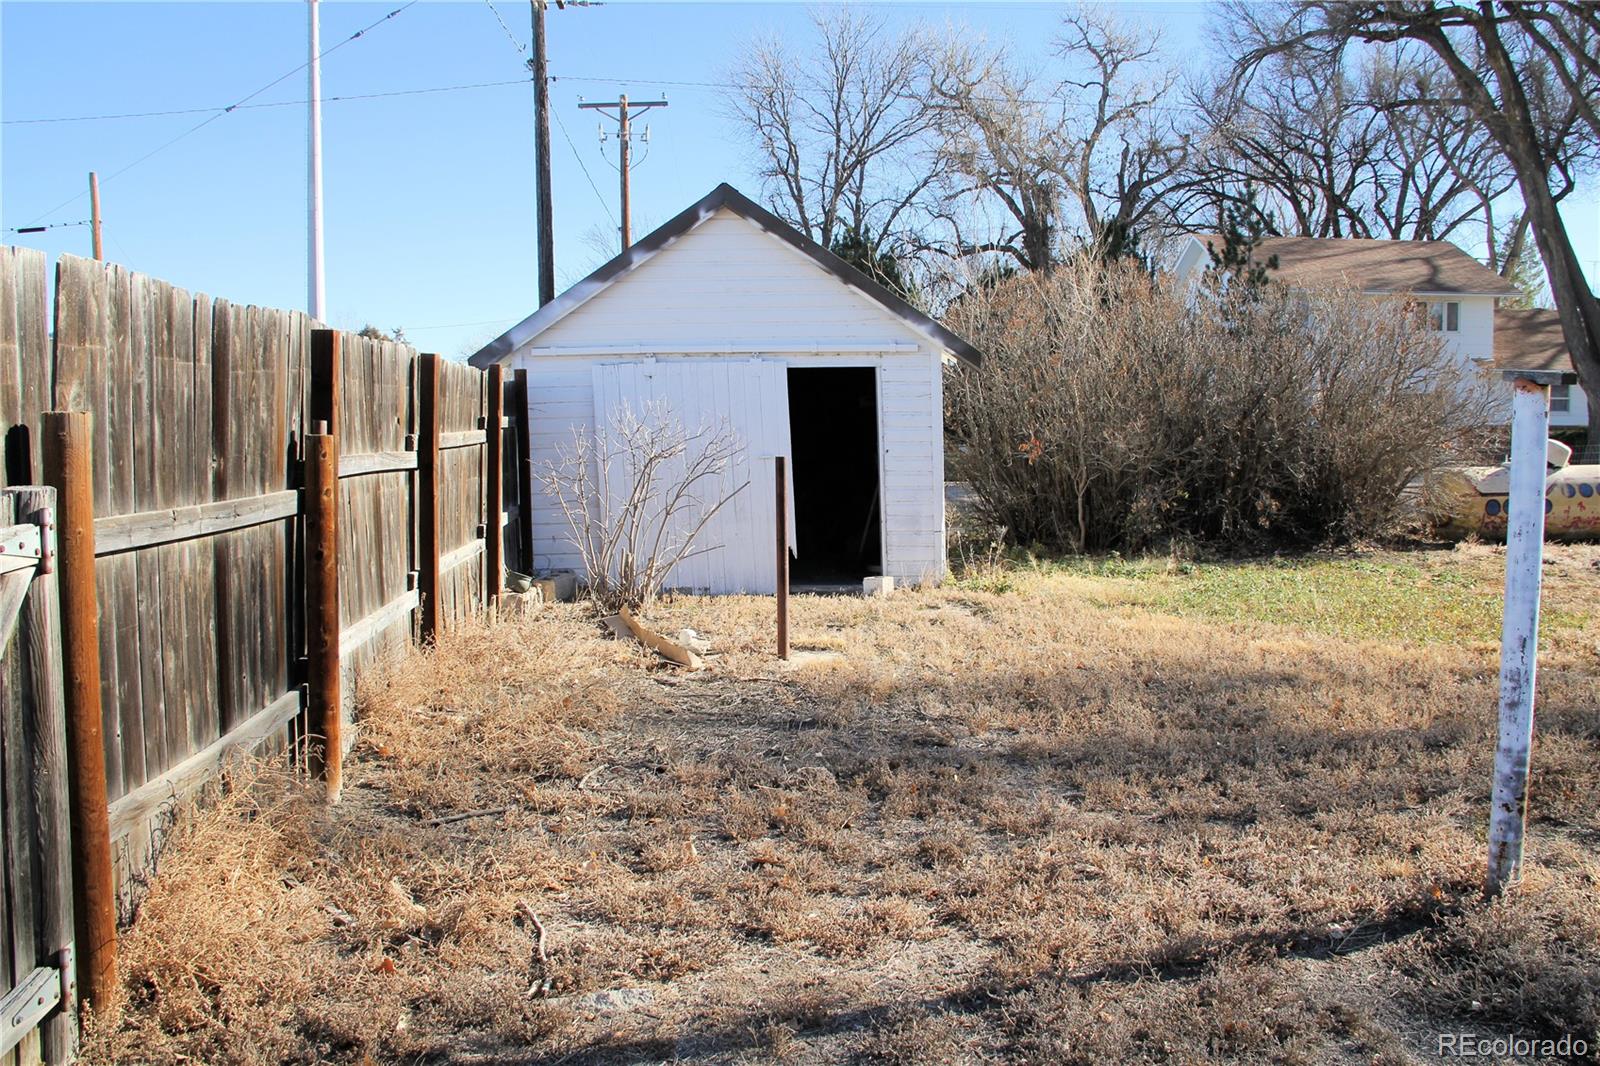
<box><xmin>0</xmin><ymin>247</ymin><xmax>529</xmax><ymax>1056</ymax></box>
<box><xmin>0</xmin><ymin>488</ymin><xmax>76</xmax><ymax>1065</ymax></box>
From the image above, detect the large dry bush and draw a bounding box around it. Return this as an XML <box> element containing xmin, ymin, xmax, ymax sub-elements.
<box><xmin>943</xmin><ymin>258</ymin><xmax>1493</xmax><ymax>552</ymax></box>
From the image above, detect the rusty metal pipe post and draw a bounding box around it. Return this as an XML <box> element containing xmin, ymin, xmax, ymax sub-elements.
<box><xmin>41</xmin><ymin>412</ymin><xmax>117</xmax><ymax>1015</ymax></box>
<box><xmin>775</xmin><ymin>455</ymin><xmax>789</xmax><ymax>660</ymax></box>
<box><xmin>418</xmin><ymin>354</ymin><xmax>443</xmax><ymax>643</ymax></box>
<box><xmin>485</xmin><ymin>364</ymin><xmax>505</xmax><ymax>612</ymax></box>
<box><xmin>305</xmin><ymin>428</ymin><xmax>341</xmax><ymax>803</ymax></box>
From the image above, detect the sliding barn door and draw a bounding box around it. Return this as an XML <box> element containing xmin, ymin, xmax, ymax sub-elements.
<box><xmin>591</xmin><ymin>360</ymin><xmax>795</xmax><ymax>594</ymax></box>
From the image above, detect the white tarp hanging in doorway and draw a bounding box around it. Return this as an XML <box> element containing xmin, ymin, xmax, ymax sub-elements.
<box><xmin>591</xmin><ymin>359</ymin><xmax>795</xmax><ymax>594</ymax></box>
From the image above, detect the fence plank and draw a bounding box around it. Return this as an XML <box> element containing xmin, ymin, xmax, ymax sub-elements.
<box><xmin>0</xmin><ymin>492</ymin><xmax>38</xmax><ymax>1062</ymax></box>
<box><xmin>1</xmin><ymin>249</ymin><xmax>49</xmax><ymax>487</ymax></box>
<box><xmin>7</xmin><ymin>486</ymin><xmax>76</xmax><ymax>1062</ymax></box>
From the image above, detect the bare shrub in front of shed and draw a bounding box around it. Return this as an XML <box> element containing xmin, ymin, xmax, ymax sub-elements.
<box><xmin>942</xmin><ymin>255</ymin><xmax>1496</xmax><ymax>553</ymax></box>
<box><xmin>538</xmin><ymin>402</ymin><xmax>749</xmax><ymax>611</ymax></box>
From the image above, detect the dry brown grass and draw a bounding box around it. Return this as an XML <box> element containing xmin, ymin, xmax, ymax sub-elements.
<box><xmin>84</xmin><ymin>547</ymin><xmax>1600</xmax><ymax>1064</ymax></box>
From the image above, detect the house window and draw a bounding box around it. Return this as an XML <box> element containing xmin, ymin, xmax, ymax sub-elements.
<box><xmin>1551</xmin><ymin>383</ymin><xmax>1571</xmax><ymax>412</ymax></box>
<box><xmin>1428</xmin><ymin>301</ymin><xmax>1460</xmax><ymax>332</ymax></box>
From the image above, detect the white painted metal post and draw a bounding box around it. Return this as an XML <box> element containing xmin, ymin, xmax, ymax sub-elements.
<box><xmin>308</xmin><ymin>0</ymin><xmax>326</xmax><ymax>321</ymax></box>
<box><xmin>1485</xmin><ymin>369</ymin><xmax>1572</xmax><ymax>894</ymax></box>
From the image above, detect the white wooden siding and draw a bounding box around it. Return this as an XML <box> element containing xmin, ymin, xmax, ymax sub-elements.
<box><xmin>531</xmin><ymin>210</ymin><xmax>928</xmax><ymax>352</ymax></box>
<box><xmin>1438</xmin><ymin>295</ymin><xmax>1495</xmax><ymax>368</ymax></box>
<box><xmin>877</xmin><ymin>357</ymin><xmax>944</xmax><ymax>583</ymax></box>
<box><xmin>1550</xmin><ymin>380</ymin><xmax>1591</xmax><ymax>430</ymax></box>
<box><xmin>591</xmin><ymin>360</ymin><xmax>794</xmax><ymax>594</ymax></box>
<box><xmin>510</xmin><ymin>206</ymin><xmax>950</xmax><ymax>590</ymax></box>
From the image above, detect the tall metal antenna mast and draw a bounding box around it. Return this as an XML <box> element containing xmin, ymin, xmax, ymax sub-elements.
<box><xmin>308</xmin><ymin>0</ymin><xmax>326</xmax><ymax>320</ymax></box>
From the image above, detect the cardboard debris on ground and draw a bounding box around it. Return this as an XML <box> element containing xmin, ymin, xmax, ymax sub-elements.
<box><xmin>601</xmin><ymin>605</ymin><xmax>706</xmax><ymax>670</ymax></box>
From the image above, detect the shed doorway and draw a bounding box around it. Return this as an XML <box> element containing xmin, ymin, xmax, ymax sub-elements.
<box><xmin>787</xmin><ymin>367</ymin><xmax>882</xmax><ymax>585</ymax></box>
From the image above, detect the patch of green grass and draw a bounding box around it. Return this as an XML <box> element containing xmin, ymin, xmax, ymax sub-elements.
<box><xmin>1048</xmin><ymin>554</ymin><xmax>1587</xmax><ymax>646</ymax></box>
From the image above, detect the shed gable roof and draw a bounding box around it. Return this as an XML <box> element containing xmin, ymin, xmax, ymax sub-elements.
<box><xmin>1182</xmin><ymin>234</ymin><xmax>1518</xmax><ymax>297</ymax></box>
<box><xmin>470</xmin><ymin>183</ymin><xmax>981</xmax><ymax>367</ymax></box>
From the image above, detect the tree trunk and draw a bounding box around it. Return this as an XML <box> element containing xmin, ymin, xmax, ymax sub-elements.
<box><xmin>1422</xmin><ymin>17</ymin><xmax>1600</xmax><ymax>453</ymax></box>
<box><xmin>1519</xmin><ymin>181</ymin><xmax>1600</xmax><ymax>450</ymax></box>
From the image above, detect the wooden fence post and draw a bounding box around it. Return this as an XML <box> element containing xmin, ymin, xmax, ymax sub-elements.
<box><xmin>307</xmin><ymin>329</ymin><xmax>341</xmax><ymax>802</ymax></box>
<box><xmin>512</xmin><ymin>368</ymin><xmax>534</xmax><ymax>573</ymax></box>
<box><xmin>484</xmin><ymin>364</ymin><xmax>504</xmax><ymax>611</ymax></box>
<box><xmin>40</xmin><ymin>412</ymin><xmax>116</xmax><ymax>1016</ymax></box>
<box><xmin>775</xmin><ymin>455</ymin><xmax>789</xmax><ymax>660</ymax></box>
<box><xmin>418</xmin><ymin>354</ymin><xmax>443</xmax><ymax>643</ymax></box>
<box><xmin>1485</xmin><ymin>368</ymin><xmax>1572</xmax><ymax>894</ymax></box>
<box><xmin>7</xmin><ymin>486</ymin><xmax>78</xmax><ymax>1062</ymax></box>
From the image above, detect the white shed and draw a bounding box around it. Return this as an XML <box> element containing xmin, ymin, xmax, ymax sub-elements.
<box><xmin>469</xmin><ymin>183</ymin><xmax>981</xmax><ymax>593</ymax></box>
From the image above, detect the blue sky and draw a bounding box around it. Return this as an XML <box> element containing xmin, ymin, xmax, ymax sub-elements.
<box><xmin>4</xmin><ymin>1</ymin><xmax>1596</xmax><ymax>360</ymax></box>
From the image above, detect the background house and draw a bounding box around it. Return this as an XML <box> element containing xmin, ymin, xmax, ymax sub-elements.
<box><xmin>470</xmin><ymin>183</ymin><xmax>981</xmax><ymax>594</ymax></box>
<box><xmin>1494</xmin><ymin>307</ymin><xmax>1592</xmax><ymax>457</ymax></box>
<box><xmin>1171</xmin><ymin>235</ymin><xmax>1519</xmax><ymax>376</ymax></box>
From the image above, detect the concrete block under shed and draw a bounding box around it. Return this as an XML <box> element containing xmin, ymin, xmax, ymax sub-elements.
<box><xmin>863</xmin><ymin>576</ymin><xmax>894</xmax><ymax>597</ymax></box>
<box><xmin>535</xmin><ymin>571</ymin><xmax>578</xmax><ymax>603</ymax></box>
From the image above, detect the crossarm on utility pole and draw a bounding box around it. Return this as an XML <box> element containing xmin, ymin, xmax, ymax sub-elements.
<box><xmin>578</xmin><ymin>96</ymin><xmax>668</xmax><ymax>250</ymax></box>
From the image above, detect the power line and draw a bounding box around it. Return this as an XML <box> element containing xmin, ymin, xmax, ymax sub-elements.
<box><xmin>552</xmin><ymin>74</ymin><xmax>726</xmax><ymax>91</ymax></box>
<box><xmin>4</xmin><ymin>220</ymin><xmax>92</xmax><ymax>236</ymax></box>
<box><xmin>553</xmin><ymin>100</ymin><xmax>616</xmax><ymax>227</ymax></box>
<box><xmin>482</xmin><ymin>0</ymin><xmax>527</xmax><ymax>56</ymax></box>
<box><xmin>18</xmin><ymin>1</ymin><xmax>418</xmax><ymax>227</ymax></box>
<box><xmin>5</xmin><ymin>78</ymin><xmax>527</xmax><ymax>126</ymax></box>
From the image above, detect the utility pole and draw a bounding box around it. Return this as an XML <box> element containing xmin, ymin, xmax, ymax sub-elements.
<box><xmin>88</xmin><ymin>172</ymin><xmax>103</xmax><ymax>261</ymax></box>
<box><xmin>308</xmin><ymin>0</ymin><xmax>327</xmax><ymax>321</ymax></box>
<box><xmin>580</xmin><ymin>94</ymin><xmax>667</xmax><ymax>250</ymax></box>
<box><xmin>531</xmin><ymin>2</ymin><xmax>555</xmax><ymax>306</ymax></box>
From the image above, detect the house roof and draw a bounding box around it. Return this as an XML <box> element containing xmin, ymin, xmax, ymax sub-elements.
<box><xmin>1493</xmin><ymin>307</ymin><xmax>1574</xmax><ymax>374</ymax></box>
<box><xmin>470</xmin><ymin>183</ymin><xmax>982</xmax><ymax>368</ymax></box>
<box><xmin>1184</xmin><ymin>234</ymin><xmax>1519</xmax><ymax>297</ymax></box>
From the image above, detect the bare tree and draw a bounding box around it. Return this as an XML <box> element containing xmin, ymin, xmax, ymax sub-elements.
<box><xmin>1230</xmin><ymin>1</ymin><xmax>1600</xmax><ymax>446</ymax></box>
<box><xmin>924</xmin><ymin>9</ymin><xmax>1189</xmax><ymax>270</ymax></box>
<box><xmin>1055</xmin><ymin>9</ymin><xmax>1192</xmax><ymax>258</ymax></box>
<box><xmin>924</xmin><ymin>38</ymin><xmax>1068</xmax><ymax>272</ymax></box>
<box><xmin>1170</xmin><ymin>39</ymin><xmax>1519</xmax><ymax>251</ymax></box>
<box><xmin>728</xmin><ymin>9</ymin><xmax>934</xmax><ymax>264</ymax></box>
<box><xmin>537</xmin><ymin>403</ymin><xmax>748</xmax><ymax>612</ymax></box>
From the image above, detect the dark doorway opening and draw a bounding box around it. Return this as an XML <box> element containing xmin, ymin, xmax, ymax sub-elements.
<box><xmin>787</xmin><ymin>367</ymin><xmax>882</xmax><ymax>585</ymax></box>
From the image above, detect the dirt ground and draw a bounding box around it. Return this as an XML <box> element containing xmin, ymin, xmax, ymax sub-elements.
<box><xmin>85</xmin><ymin>544</ymin><xmax>1600</xmax><ymax>1065</ymax></box>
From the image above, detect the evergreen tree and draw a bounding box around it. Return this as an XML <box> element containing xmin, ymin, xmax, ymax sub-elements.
<box><xmin>1204</xmin><ymin>182</ymin><xmax>1279</xmax><ymax>291</ymax></box>
<box><xmin>831</xmin><ymin>227</ymin><xmax>912</xmax><ymax>300</ymax></box>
